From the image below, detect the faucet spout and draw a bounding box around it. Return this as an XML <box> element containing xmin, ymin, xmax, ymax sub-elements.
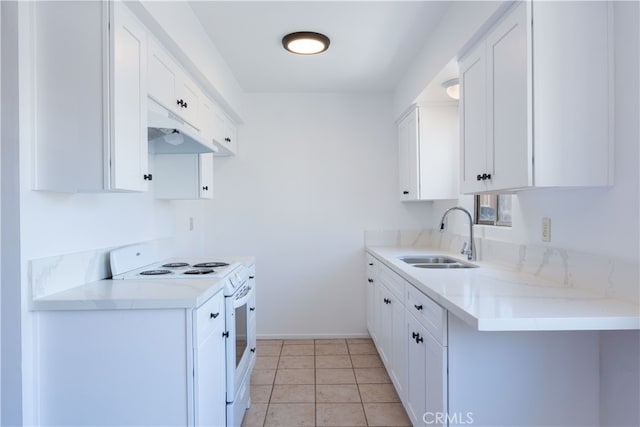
<box><xmin>439</xmin><ymin>206</ymin><xmax>476</xmax><ymax>261</ymax></box>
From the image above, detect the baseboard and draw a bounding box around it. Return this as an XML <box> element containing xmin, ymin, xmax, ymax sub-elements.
<box><xmin>257</xmin><ymin>332</ymin><xmax>371</xmax><ymax>340</ymax></box>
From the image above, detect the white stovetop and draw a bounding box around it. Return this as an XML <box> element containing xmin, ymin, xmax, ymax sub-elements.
<box><xmin>368</xmin><ymin>246</ymin><xmax>640</xmax><ymax>332</ymax></box>
<box><xmin>31</xmin><ymin>256</ymin><xmax>255</xmax><ymax>311</ymax></box>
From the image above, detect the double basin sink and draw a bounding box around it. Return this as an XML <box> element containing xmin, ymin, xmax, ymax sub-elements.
<box><xmin>399</xmin><ymin>255</ymin><xmax>478</xmax><ymax>269</ymax></box>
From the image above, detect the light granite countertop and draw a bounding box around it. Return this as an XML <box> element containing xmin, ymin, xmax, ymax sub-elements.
<box><xmin>30</xmin><ymin>276</ymin><xmax>229</xmax><ymax>311</ymax></box>
<box><xmin>367</xmin><ymin>246</ymin><xmax>640</xmax><ymax>332</ymax></box>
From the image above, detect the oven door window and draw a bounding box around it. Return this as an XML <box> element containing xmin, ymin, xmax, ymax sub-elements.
<box><xmin>235</xmin><ymin>303</ymin><xmax>247</xmax><ymax>367</ymax></box>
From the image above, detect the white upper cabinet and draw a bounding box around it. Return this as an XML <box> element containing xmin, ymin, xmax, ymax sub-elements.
<box><xmin>459</xmin><ymin>1</ymin><xmax>613</xmax><ymax>194</ymax></box>
<box><xmin>211</xmin><ymin>102</ymin><xmax>238</xmax><ymax>156</ymax></box>
<box><xmin>398</xmin><ymin>108</ymin><xmax>420</xmax><ymax>201</ymax></box>
<box><xmin>201</xmin><ymin>95</ymin><xmax>237</xmax><ymax>156</ymax></box>
<box><xmin>398</xmin><ymin>105</ymin><xmax>458</xmax><ymax>201</ymax></box>
<box><xmin>29</xmin><ymin>1</ymin><xmax>149</xmax><ymax>192</ymax></box>
<box><xmin>111</xmin><ymin>2</ymin><xmax>149</xmax><ymax>192</ymax></box>
<box><xmin>148</xmin><ymin>37</ymin><xmax>202</xmax><ymax>131</ymax></box>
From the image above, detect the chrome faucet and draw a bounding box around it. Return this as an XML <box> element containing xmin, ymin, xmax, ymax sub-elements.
<box><xmin>439</xmin><ymin>207</ymin><xmax>476</xmax><ymax>261</ymax></box>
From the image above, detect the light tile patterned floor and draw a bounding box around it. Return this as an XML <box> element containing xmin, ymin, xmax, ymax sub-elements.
<box><xmin>242</xmin><ymin>338</ymin><xmax>411</xmax><ymax>427</ymax></box>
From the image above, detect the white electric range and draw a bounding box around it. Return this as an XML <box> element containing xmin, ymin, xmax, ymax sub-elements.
<box><xmin>109</xmin><ymin>243</ymin><xmax>256</xmax><ymax>427</ymax></box>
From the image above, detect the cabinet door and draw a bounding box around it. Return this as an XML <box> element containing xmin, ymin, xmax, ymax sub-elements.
<box><xmin>391</xmin><ymin>298</ymin><xmax>407</xmax><ymax>402</ymax></box>
<box><xmin>460</xmin><ymin>42</ymin><xmax>487</xmax><ymax>194</ymax></box>
<box><xmin>425</xmin><ymin>333</ymin><xmax>447</xmax><ymax>427</ymax></box>
<box><xmin>224</xmin><ymin>119</ymin><xmax>238</xmax><ymax>155</ymax></box>
<box><xmin>199</xmin><ymin>153</ymin><xmax>214</xmax><ymax>199</ymax></box>
<box><xmin>486</xmin><ymin>1</ymin><xmax>530</xmax><ymax>191</ymax></box>
<box><xmin>406</xmin><ymin>315</ymin><xmax>428</xmax><ymax>425</ymax></box>
<box><xmin>376</xmin><ymin>285</ymin><xmax>392</xmax><ymax>366</ymax></box>
<box><xmin>365</xmin><ymin>256</ymin><xmax>377</xmax><ymax>341</ymax></box>
<box><xmin>110</xmin><ymin>2</ymin><xmax>148</xmax><ymax>192</ymax></box>
<box><xmin>195</xmin><ymin>295</ymin><xmax>226</xmax><ymax>427</ymax></box>
<box><xmin>406</xmin><ymin>313</ymin><xmax>447</xmax><ymax>427</ymax></box>
<box><xmin>398</xmin><ymin>108</ymin><xmax>420</xmax><ymax>201</ymax></box>
<box><xmin>148</xmin><ymin>38</ymin><xmax>179</xmax><ymax>113</ymax></box>
<box><xmin>176</xmin><ymin>71</ymin><xmax>201</xmax><ymax>130</ymax></box>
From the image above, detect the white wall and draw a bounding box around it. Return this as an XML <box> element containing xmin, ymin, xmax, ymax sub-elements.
<box><xmin>183</xmin><ymin>93</ymin><xmax>432</xmax><ymax>337</ymax></box>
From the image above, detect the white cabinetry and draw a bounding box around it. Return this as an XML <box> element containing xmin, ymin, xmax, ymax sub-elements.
<box><xmin>153</xmin><ymin>153</ymin><xmax>214</xmax><ymax>200</ymax></box>
<box><xmin>148</xmin><ymin>37</ymin><xmax>201</xmax><ymax>131</ymax></box>
<box><xmin>213</xmin><ymin>103</ymin><xmax>238</xmax><ymax>156</ymax></box>
<box><xmin>365</xmin><ymin>254</ymin><xmax>378</xmax><ymax>342</ymax></box>
<box><xmin>365</xmin><ymin>250</ymin><xmax>601</xmax><ymax>427</ymax></box>
<box><xmin>37</xmin><ymin>291</ymin><xmax>228</xmax><ymax>426</ymax></box>
<box><xmin>29</xmin><ymin>1</ymin><xmax>149</xmax><ymax>192</ymax></box>
<box><xmin>405</xmin><ymin>284</ymin><xmax>447</xmax><ymax>427</ymax></box>
<box><xmin>460</xmin><ymin>1</ymin><xmax>613</xmax><ymax>193</ymax></box>
<box><xmin>398</xmin><ymin>105</ymin><xmax>458</xmax><ymax>201</ymax></box>
<box><xmin>201</xmin><ymin>95</ymin><xmax>238</xmax><ymax>156</ymax></box>
<box><xmin>375</xmin><ymin>265</ymin><xmax>407</xmax><ymax>401</ymax></box>
<box><xmin>193</xmin><ymin>292</ymin><xmax>226</xmax><ymax>426</ymax></box>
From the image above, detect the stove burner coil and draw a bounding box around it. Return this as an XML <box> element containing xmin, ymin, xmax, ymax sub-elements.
<box><xmin>183</xmin><ymin>269</ymin><xmax>215</xmax><ymax>275</ymax></box>
<box><xmin>162</xmin><ymin>262</ymin><xmax>189</xmax><ymax>268</ymax></box>
<box><xmin>192</xmin><ymin>262</ymin><xmax>229</xmax><ymax>268</ymax></box>
<box><xmin>139</xmin><ymin>270</ymin><xmax>172</xmax><ymax>276</ymax></box>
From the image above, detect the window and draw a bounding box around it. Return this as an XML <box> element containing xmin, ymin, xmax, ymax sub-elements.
<box><xmin>475</xmin><ymin>194</ymin><xmax>512</xmax><ymax>226</ymax></box>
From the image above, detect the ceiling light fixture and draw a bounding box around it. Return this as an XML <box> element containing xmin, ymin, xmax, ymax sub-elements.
<box><xmin>442</xmin><ymin>78</ymin><xmax>460</xmax><ymax>100</ymax></box>
<box><xmin>282</xmin><ymin>32</ymin><xmax>330</xmax><ymax>55</ymax></box>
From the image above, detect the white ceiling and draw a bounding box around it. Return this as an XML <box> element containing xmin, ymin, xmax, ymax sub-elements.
<box><xmin>188</xmin><ymin>1</ymin><xmax>451</xmax><ymax>93</ymax></box>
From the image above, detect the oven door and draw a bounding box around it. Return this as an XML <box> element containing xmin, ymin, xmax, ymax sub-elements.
<box><xmin>225</xmin><ymin>282</ymin><xmax>256</xmax><ymax>400</ymax></box>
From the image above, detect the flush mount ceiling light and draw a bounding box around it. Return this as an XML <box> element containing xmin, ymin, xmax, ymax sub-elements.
<box><xmin>442</xmin><ymin>78</ymin><xmax>460</xmax><ymax>100</ymax></box>
<box><xmin>282</xmin><ymin>31</ymin><xmax>330</xmax><ymax>55</ymax></box>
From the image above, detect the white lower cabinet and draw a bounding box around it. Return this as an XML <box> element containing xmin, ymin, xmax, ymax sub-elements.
<box><xmin>406</xmin><ymin>313</ymin><xmax>447</xmax><ymax>427</ymax></box>
<box><xmin>37</xmin><ymin>291</ymin><xmax>227</xmax><ymax>426</ymax></box>
<box><xmin>194</xmin><ymin>292</ymin><xmax>226</xmax><ymax>426</ymax></box>
<box><xmin>366</xmin><ymin>251</ymin><xmax>602</xmax><ymax>427</ymax></box>
<box><xmin>365</xmin><ymin>254</ymin><xmax>378</xmax><ymax>342</ymax></box>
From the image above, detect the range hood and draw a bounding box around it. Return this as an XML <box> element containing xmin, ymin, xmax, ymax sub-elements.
<box><xmin>147</xmin><ymin>98</ymin><xmax>218</xmax><ymax>154</ymax></box>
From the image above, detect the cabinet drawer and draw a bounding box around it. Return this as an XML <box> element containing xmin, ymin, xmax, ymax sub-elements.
<box><xmin>406</xmin><ymin>285</ymin><xmax>447</xmax><ymax>345</ymax></box>
<box><xmin>378</xmin><ymin>265</ymin><xmax>405</xmax><ymax>302</ymax></box>
<box><xmin>195</xmin><ymin>291</ymin><xmax>224</xmax><ymax>343</ymax></box>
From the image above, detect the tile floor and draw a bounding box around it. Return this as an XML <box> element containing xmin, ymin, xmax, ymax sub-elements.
<box><xmin>242</xmin><ymin>338</ymin><xmax>412</xmax><ymax>427</ymax></box>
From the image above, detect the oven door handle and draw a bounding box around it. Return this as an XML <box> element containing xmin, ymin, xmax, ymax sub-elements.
<box><xmin>233</xmin><ymin>285</ymin><xmax>254</xmax><ymax>309</ymax></box>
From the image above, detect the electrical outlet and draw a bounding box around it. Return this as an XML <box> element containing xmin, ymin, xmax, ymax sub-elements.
<box><xmin>189</xmin><ymin>217</ymin><xmax>194</xmax><ymax>231</ymax></box>
<box><xmin>542</xmin><ymin>217</ymin><xmax>551</xmax><ymax>242</ymax></box>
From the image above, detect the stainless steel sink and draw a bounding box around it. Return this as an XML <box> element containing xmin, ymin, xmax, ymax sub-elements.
<box><xmin>398</xmin><ymin>255</ymin><xmax>478</xmax><ymax>269</ymax></box>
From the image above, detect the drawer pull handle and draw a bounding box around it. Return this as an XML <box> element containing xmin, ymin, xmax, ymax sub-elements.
<box><xmin>250</xmin><ymin>307</ymin><xmax>256</xmax><ymax>312</ymax></box>
<box><xmin>368</xmin><ymin>278</ymin><xmax>374</xmax><ymax>283</ymax></box>
<box><xmin>222</xmin><ymin>331</ymin><xmax>229</xmax><ymax>338</ymax></box>
<box><xmin>414</xmin><ymin>304</ymin><xmax>423</xmax><ymax>311</ymax></box>
<box><xmin>210</xmin><ymin>312</ymin><xmax>220</xmax><ymax>319</ymax></box>
<box><xmin>249</xmin><ymin>275</ymin><xmax>255</xmax><ymax>279</ymax></box>
<box><xmin>250</xmin><ymin>347</ymin><xmax>256</xmax><ymax>353</ymax></box>
<box><xmin>383</xmin><ymin>298</ymin><xmax>391</xmax><ymax>304</ymax></box>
